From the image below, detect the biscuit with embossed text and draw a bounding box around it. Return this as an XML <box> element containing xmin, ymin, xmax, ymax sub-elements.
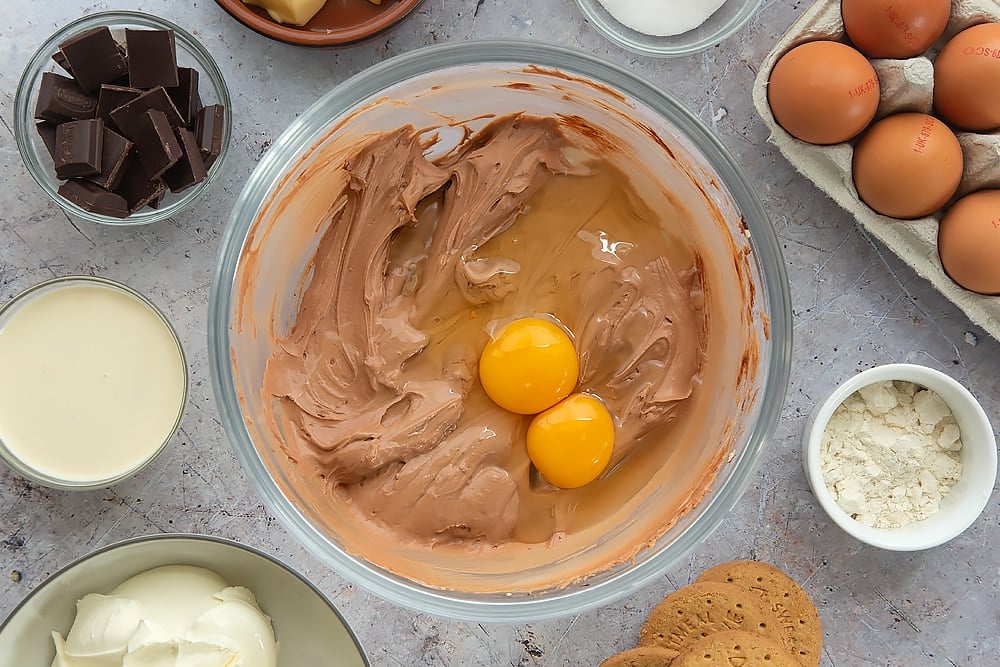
<box><xmin>697</xmin><ymin>561</ymin><xmax>822</xmax><ymax>667</ymax></box>
<box><xmin>638</xmin><ymin>581</ymin><xmax>774</xmax><ymax>654</ymax></box>
<box><xmin>671</xmin><ymin>629</ymin><xmax>801</xmax><ymax>667</ymax></box>
<box><xmin>599</xmin><ymin>645</ymin><xmax>679</xmax><ymax>666</ymax></box>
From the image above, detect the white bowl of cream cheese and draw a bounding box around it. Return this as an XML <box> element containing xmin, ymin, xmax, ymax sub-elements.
<box><xmin>0</xmin><ymin>534</ymin><xmax>368</xmax><ymax>666</ymax></box>
<box><xmin>803</xmin><ymin>363</ymin><xmax>997</xmax><ymax>551</ymax></box>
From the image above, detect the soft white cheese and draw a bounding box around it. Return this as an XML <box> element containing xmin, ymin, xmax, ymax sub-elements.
<box><xmin>51</xmin><ymin>565</ymin><xmax>277</xmax><ymax>667</ymax></box>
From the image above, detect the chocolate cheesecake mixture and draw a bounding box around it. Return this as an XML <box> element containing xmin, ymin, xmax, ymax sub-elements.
<box><xmin>260</xmin><ymin>114</ymin><xmax>708</xmax><ymax>554</ymax></box>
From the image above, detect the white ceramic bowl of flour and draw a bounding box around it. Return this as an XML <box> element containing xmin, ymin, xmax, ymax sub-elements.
<box><xmin>803</xmin><ymin>364</ymin><xmax>997</xmax><ymax>551</ymax></box>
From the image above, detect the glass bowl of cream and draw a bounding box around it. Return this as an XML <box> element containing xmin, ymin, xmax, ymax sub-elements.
<box><xmin>575</xmin><ymin>0</ymin><xmax>763</xmax><ymax>57</ymax></box>
<box><xmin>0</xmin><ymin>534</ymin><xmax>369</xmax><ymax>666</ymax></box>
<box><xmin>209</xmin><ymin>40</ymin><xmax>792</xmax><ymax>621</ymax></box>
<box><xmin>0</xmin><ymin>276</ymin><xmax>187</xmax><ymax>490</ymax></box>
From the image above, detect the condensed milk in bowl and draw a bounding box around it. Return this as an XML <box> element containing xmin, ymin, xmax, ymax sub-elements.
<box><xmin>0</xmin><ymin>276</ymin><xmax>187</xmax><ymax>489</ymax></box>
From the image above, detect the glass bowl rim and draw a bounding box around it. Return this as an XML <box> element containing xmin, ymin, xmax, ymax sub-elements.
<box><xmin>574</xmin><ymin>0</ymin><xmax>764</xmax><ymax>58</ymax></box>
<box><xmin>12</xmin><ymin>10</ymin><xmax>233</xmax><ymax>227</ymax></box>
<box><xmin>0</xmin><ymin>275</ymin><xmax>189</xmax><ymax>490</ymax></box>
<box><xmin>208</xmin><ymin>39</ymin><xmax>793</xmax><ymax>622</ymax></box>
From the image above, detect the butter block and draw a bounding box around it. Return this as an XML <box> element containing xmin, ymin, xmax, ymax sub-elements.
<box><xmin>243</xmin><ymin>0</ymin><xmax>326</xmax><ymax>26</ymax></box>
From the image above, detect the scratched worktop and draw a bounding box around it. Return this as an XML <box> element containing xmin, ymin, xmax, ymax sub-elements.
<box><xmin>1</xmin><ymin>1</ymin><xmax>997</xmax><ymax>665</ymax></box>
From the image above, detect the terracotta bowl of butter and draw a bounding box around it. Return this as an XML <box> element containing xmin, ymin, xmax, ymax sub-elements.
<box><xmin>209</xmin><ymin>41</ymin><xmax>792</xmax><ymax>621</ymax></box>
<box><xmin>803</xmin><ymin>363</ymin><xmax>997</xmax><ymax>551</ymax></box>
<box><xmin>215</xmin><ymin>0</ymin><xmax>425</xmax><ymax>47</ymax></box>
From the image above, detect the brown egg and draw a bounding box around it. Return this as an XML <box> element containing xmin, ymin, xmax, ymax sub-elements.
<box><xmin>935</xmin><ymin>23</ymin><xmax>1000</xmax><ymax>131</ymax></box>
<box><xmin>852</xmin><ymin>113</ymin><xmax>963</xmax><ymax>219</ymax></box>
<box><xmin>938</xmin><ymin>190</ymin><xmax>1000</xmax><ymax>294</ymax></box>
<box><xmin>768</xmin><ymin>40</ymin><xmax>880</xmax><ymax>145</ymax></box>
<box><xmin>842</xmin><ymin>0</ymin><xmax>951</xmax><ymax>59</ymax></box>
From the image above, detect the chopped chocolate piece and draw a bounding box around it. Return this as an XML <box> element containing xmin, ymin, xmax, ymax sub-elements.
<box><xmin>58</xmin><ymin>179</ymin><xmax>129</xmax><ymax>218</ymax></box>
<box><xmin>85</xmin><ymin>127</ymin><xmax>133</xmax><ymax>191</ymax></box>
<box><xmin>167</xmin><ymin>67</ymin><xmax>202</xmax><ymax>125</ymax></box>
<box><xmin>34</xmin><ymin>72</ymin><xmax>97</xmax><ymax>122</ymax></box>
<box><xmin>125</xmin><ymin>29</ymin><xmax>178</xmax><ymax>89</ymax></box>
<box><xmin>114</xmin><ymin>154</ymin><xmax>166</xmax><ymax>213</ymax></box>
<box><xmin>164</xmin><ymin>128</ymin><xmax>208</xmax><ymax>193</ymax></box>
<box><xmin>109</xmin><ymin>86</ymin><xmax>184</xmax><ymax>134</ymax></box>
<box><xmin>96</xmin><ymin>84</ymin><xmax>141</xmax><ymax>130</ymax></box>
<box><xmin>52</xmin><ymin>50</ymin><xmax>73</xmax><ymax>76</ymax></box>
<box><xmin>58</xmin><ymin>26</ymin><xmax>128</xmax><ymax>93</ymax></box>
<box><xmin>36</xmin><ymin>122</ymin><xmax>58</xmax><ymax>159</ymax></box>
<box><xmin>194</xmin><ymin>104</ymin><xmax>225</xmax><ymax>167</ymax></box>
<box><xmin>130</xmin><ymin>109</ymin><xmax>182</xmax><ymax>179</ymax></box>
<box><xmin>53</xmin><ymin>118</ymin><xmax>104</xmax><ymax>179</ymax></box>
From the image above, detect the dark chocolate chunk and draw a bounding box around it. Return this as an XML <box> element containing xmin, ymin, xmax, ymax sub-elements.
<box><xmin>194</xmin><ymin>104</ymin><xmax>225</xmax><ymax>167</ymax></box>
<box><xmin>53</xmin><ymin>118</ymin><xmax>104</xmax><ymax>179</ymax></box>
<box><xmin>34</xmin><ymin>72</ymin><xmax>97</xmax><ymax>122</ymax></box>
<box><xmin>167</xmin><ymin>67</ymin><xmax>202</xmax><ymax>125</ymax></box>
<box><xmin>125</xmin><ymin>29</ymin><xmax>178</xmax><ymax>89</ymax></box>
<box><xmin>109</xmin><ymin>86</ymin><xmax>184</xmax><ymax>135</ymax></box>
<box><xmin>164</xmin><ymin>128</ymin><xmax>208</xmax><ymax>193</ymax></box>
<box><xmin>85</xmin><ymin>127</ymin><xmax>133</xmax><ymax>191</ymax></box>
<box><xmin>52</xmin><ymin>50</ymin><xmax>73</xmax><ymax>76</ymax></box>
<box><xmin>131</xmin><ymin>109</ymin><xmax>182</xmax><ymax>179</ymax></box>
<box><xmin>58</xmin><ymin>26</ymin><xmax>128</xmax><ymax>94</ymax></box>
<box><xmin>96</xmin><ymin>84</ymin><xmax>142</xmax><ymax>130</ymax></box>
<box><xmin>36</xmin><ymin>122</ymin><xmax>58</xmax><ymax>159</ymax></box>
<box><xmin>114</xmin><ymin>154</ymin><xmax>166</xmax><ymax>213</ymax></box>
<box><xmin>58</xmin><ymin>179</ymin><xmax>129</xmax><ymax>218</ymax></box>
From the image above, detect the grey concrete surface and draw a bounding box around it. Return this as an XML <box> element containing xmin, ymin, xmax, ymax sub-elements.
<box><xmin>1</xmin><ymin>1</ymin><xmax>998</xmax><ymax>665</ymax></box>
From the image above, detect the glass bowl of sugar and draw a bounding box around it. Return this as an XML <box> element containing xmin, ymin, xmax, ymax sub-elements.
<box><xmin>575</xmin><ymin>0</ymin><xmax>762</xmax><ymax>57</ymax></box>
<box><xmin>803</xmin><ymin>363</ymin><xmax>997</xmax><ymax>551</ymax></box>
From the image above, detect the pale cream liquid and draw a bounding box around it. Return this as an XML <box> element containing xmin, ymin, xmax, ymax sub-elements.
<box><xmin>0</xmin><ymin>283</ymin><xmax>186</xmax><ymax>483</ymax></box>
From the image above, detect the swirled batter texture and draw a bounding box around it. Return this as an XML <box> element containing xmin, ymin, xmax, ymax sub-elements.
<box><xmin>262</xmin><ymin>114</ymin><xmax>706</xmax><ymax>550</ymax></box>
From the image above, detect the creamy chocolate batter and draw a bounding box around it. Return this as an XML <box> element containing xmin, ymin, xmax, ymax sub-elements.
<box><xmin>262</xmin><ymin>115</ymin><xmax>707</xmax><ymax>551</ymax></box>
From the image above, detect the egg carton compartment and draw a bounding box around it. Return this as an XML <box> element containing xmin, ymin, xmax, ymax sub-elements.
<box><xmin>752</xmin><ymin>0</ymin><xmax>1000</xmax><ymax>341</ymax></box>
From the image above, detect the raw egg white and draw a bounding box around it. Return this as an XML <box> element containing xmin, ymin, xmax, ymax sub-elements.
<box><xmin>767</xmin><ymin>40</ymin><xmax>880</xmax><ymax>145</ymax></box>
<box><xmin>842</xmin><ymin>0</ymin><xmax>951</xmax><ymax>59</ymax></box>
<box><xmin>479</xmin><ymin>317</ymin><xmax>578</xmax><ymax>415</ymax></box>
<box><xmin>935</xmin><ymin>23</ymin><xmax>1000</xmax><ymax>131</ymax></box>
<box><xmin>938</xmin><ymin>190</ymin><xmax>1000</xmax><ymax>295</ymax></box>
<box><xmin>526</xmin><ymin>393</ymin><xmax>615</xmax><ymax>489</ymax></box>
<box><xmin>852</xmin><ymin>113</ymin><xmax>963</xmax><ymax>219</ymax></box>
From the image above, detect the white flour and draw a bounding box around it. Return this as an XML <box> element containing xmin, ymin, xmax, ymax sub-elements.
<box><xmin>820</xmin><ymin>380</ymin><xmax>963</xmax><ymax>528</ymax></box>
<box><xmin>597</xmin><ymin>0</ymin><xmax>729</xmax><ymax>37</ymax></box>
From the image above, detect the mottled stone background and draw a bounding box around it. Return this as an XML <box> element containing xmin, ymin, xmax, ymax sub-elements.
<box><xmin>1</xmin><ymin>1</ymin><xmax>997</xmax><ymax>665</ymax></box>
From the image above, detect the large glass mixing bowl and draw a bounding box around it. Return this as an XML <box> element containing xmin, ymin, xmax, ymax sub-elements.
<box><xmin>209</xmin><ymin>41</ymin><xmax>791</xmax><ymax>622</ymax></box>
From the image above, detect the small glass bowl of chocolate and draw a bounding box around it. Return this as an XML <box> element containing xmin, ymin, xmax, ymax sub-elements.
<box><xmin>13</xmin><ymin>11</ymin><xmax>231</xmax><ymax>225</ymax></box>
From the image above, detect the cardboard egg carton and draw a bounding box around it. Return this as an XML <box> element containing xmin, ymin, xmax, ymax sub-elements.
<box><xmin>752</xmin><ymin>0</ymin><xmax>1000</xmax><ymax>341</ymax></box>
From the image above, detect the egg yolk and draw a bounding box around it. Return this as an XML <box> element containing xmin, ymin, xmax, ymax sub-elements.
<box><xmin>479</xmin><ymin>317</ymin><xmax>579</xmax><ymax>415</ymax></box>
<box><xmin>526</xmin><ymin>393</ymin><xmax>615</xmax><ymax>489</ymax></box>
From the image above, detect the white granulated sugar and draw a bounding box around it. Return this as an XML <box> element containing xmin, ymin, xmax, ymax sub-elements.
<box><xmin>820</xmin><ymin>380</ymin><xmax>963</xmax><ymax>528</ymax></box>
<box><xmin>597</xmin><ymin>0</ymin><xmax>730</xmax><ymax>37</ymax></box>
